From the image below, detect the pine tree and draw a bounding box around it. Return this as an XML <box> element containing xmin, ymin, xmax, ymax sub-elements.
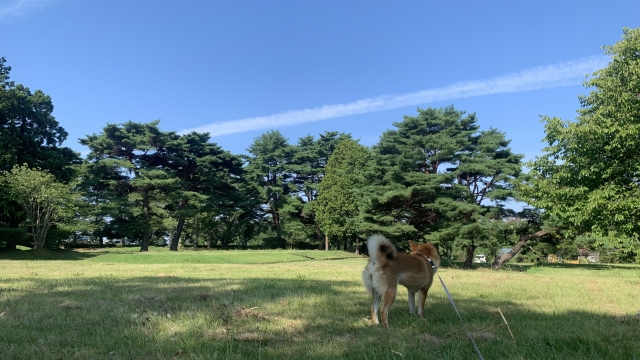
<box><xmin>80</xmin><ymin>121</ymin><xmax>179</xmax><ymax>251</ymax></box>
<box><xmin>361</xmin><ymin>106</ymin><xmax>478</xmax><ymax>244</ymax></box>
<box><xmin>362</xmin><ymin>106</ymin><xmax>523</xmax><ymax>268</ymax></box>
<box><xmin>164</xmin><ymin>131</ymin><xmax>245</xmax><ymax>251</ymax></box>
<box><xmin>244</xmin><ymin>131</ymin><xmax>296</xmax><ymax>247</ymax></box>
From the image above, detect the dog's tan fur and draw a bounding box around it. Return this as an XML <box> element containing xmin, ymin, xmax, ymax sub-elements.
<box><xmin>362</xmin><ymin>234</ymin><xmax>440</xmax><ymax>327</ymax></box>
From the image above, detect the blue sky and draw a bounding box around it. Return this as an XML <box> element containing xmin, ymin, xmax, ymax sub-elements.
<box><xmin>2</xmin><ymin>1</ymin><xmax>640</xmax><ymax>161</ymax></box>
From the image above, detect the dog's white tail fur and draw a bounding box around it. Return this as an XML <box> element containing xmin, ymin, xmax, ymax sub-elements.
<box><xmin>367</xmin><ymin>234</ymin><xmax>396</xmax><ymax>264</ymax></box>
<box><xmin>362</xmin><ymin>235</ymin><xmax>396</xmax><ymax>296</ymax></box>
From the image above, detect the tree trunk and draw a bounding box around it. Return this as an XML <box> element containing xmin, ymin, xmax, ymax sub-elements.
<box><xmin>463</xmin><ymin>243</ymin><xmax>476</xmax><ymax>269</ymax></box>
<box><xmin>325</xmin><ymin>235</ymin><xmax>329</xmax><ymax>251</ymax></box>
<box><xmin>170</xmin><ymin>216</ymin><xmax>185</xmax><ymax>251</ymax></box>
<box><xmin>140</xmin><ymin>231</ymin><xmax>149</xmax><ymax>252</ymax></box>
<box><xmin>492</xmin><ymin>230</ymin><xmax>548</xmax><ymax>269</ymax></box>
<box><xmin>354</xmin><ymin>235</ymin><xmax>360</xmax><ymax>255</ymax></box>
<box><xmin>140</xmin><ymin>190</ymin><xmax>150</xmax><ymax>252</ymax></box>
<box><xmin>314</xmin><ymin>224</ymin><xmax>324</xmax><ymax>247</ymax></box>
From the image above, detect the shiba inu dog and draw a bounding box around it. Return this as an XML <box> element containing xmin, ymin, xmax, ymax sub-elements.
<box><xmin>362</xmin><ymin>234</ymin><xmax>440</xmax><ymax>328</ymax></box>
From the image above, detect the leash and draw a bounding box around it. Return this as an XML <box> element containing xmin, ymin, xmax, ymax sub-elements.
<box><xmin>418</xmin><ymin>254</ymin><xmax>484</xmax><ymax>359</ymax></box>
<box><xmin>437</xmin><ymin>273</ymin><xmax>485</xmax><ymax>360</ymax></box>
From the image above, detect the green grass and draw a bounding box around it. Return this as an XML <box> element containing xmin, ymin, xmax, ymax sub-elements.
<box><xmin>1</xmin><ymin>248</ymin><xmax>639</xmax><ymax>359</ymax></box>
<box><xmin>0</xmin><ymin>247</ymin><xmax>361</xmax><ymax>264</ymax></box>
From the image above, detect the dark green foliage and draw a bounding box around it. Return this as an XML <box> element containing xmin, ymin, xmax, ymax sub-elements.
<box><xmin>243</xmin><ymin>130</ymin><xmax>353</xmax><ymax>249</ymax></box>
<box><xmin>289</xmin><ymin>131</ymin><xmax>352</xmax><ymax>248</ymax></box>
<box><xmin>315</xmin><ymin>139</ymin><xmax>370</xmax><ymax>251</ymax></box>
<box><xmin>361</xmin><ymin>106</ymin><xmax>478</xmax><ymax>242</ymax></box>
<box><xmin>0</xmin><ymin>57</ymin><xmax>80</xmax><ymax>181</ymax></box>
<box><xmin>244</xmin><ymin>131</ymin><xmax>295</xmax><ymax>246</ymax></box>
<box><xmin>0</xmin><ymin>58</ymin><xmax>80</xmax><ymax>237</ymax></box>
<box><xmin>80</xmin><ymin>120</ymin><xmax>179</xmax><ymax>251</ymax></box>
<box><xmin>361</xmin><ymin>106</ymin><xmax>523</xmax><ymax>267</ymax></box>
<box><xmin>0</xmin><ymin>227</ymin><xmax>29</xmax><ymax>250</ymax></box>
<box><xmin>164</xmin><ymin>131</ymin><xmax>247</xmax><ymax>250</ymax></box>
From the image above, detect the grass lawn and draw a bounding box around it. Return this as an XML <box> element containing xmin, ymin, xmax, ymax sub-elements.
<box><xmin>0</xmin><ymin>248</ymin><xmax>639</xmax><ymax>359</ymax></box>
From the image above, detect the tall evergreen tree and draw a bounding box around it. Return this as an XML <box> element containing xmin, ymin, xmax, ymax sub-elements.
<box><xmin>244</xmin><ymin>131</ymin><xmax>295</xmax><ymax>246</ymax></box>
<box><xmin>450</xmin><ymin>128</ymin><xmax>524</xmax><ymax>268</ymax></box>
<box><xmin>362</xmin><ymin>106</ymin><xmax>523</xmax><ymax>268</ymax></box>
<box><xmin>289</xmin><ymin>131</ymin><xmax>352</xmax><ymax>247</ymax></box>
<box><xmin>80</xmin><ymin>121</ymin><xmax>179</xmax><ymax>251</ymax></box>
<box><xmin>315</xmin><ymin>139</ymin><xmax>370</xmax><ymax>251</ymax></box>
<box><xmin>361</xmin><ymin>106</ymin><xmax>477</xmax><ymax>243</ymax></box>
<box><xmin>164</xmin><ymin>131</ymin><xmax>245</xmax><ymax>251</ymax></box>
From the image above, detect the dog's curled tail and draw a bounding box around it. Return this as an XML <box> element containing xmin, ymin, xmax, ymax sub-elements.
<box><xmin>367</xmin><ymin>234</ymin><xmax>397</xmax><ymax>264</ymax></box>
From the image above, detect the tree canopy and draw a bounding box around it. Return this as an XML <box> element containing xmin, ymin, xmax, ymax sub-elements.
<box><xmin>0</xmin><ymin>57</ymin><xmax>80</xmax><ymax>182</ymax></box>
<box><xmin>521</xmin><ymin>27</ymin><xmax>640</xmax><ymax>261</ymax></box>
<box><xmin>0</xmin><ymin>57</ymin><xmax>79</xmax><ymax>245</ymax></box>
<box><xmin>358</xmin><ymin>106</ymin><xmax>523</xmax><ymax>267</ymax></box>
<box><xmin>5</xmin><ymin>165</ymin><xmax>76</xmax><ymax>249</ymax></box>
<box><xmin>315</xmin><ymin>139</ymin><xmax>370</xmax><ymax>251</ymax></box>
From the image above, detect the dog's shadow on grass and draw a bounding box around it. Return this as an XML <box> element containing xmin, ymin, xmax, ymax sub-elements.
<box><xmin>1</xmin><ymin>275</ymin><xmax>638</xmax><ymax>360</ymax></box>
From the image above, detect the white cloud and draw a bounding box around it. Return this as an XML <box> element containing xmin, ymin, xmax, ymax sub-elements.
<box><xmin>0</xmin><ymin>0</ymin><xmax>54</xmax><ymax>21</ymax></box>
<box><xmin>180</xmin><ymin>56</ymin><xmax>608</xmax><ymax>137</ymax></box>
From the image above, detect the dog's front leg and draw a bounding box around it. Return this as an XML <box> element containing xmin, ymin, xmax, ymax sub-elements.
<box><xmin>371</xmin><ymin>291</ymin><xmax>382</xmax><ymax>324</ymax></box>
<box><xmin>408</xmin><ymin>291</ymin><xmax>416</xmax><ymax>315</ymax></box>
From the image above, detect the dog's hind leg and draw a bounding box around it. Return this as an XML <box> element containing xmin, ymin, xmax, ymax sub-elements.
<box><xmin>417</xmin><ymin>287</ymin><xmax>430</xmax><ymax>317</ymax></box>
<box><xmin>408</xmin><ymin>291</ymin><xmax>416</xmax><ymax>315</ymax></box>
<box><xmin>380</xmin><ymin>285</ymin><xmax>397</xmax><ymax>328</ymax></box>
<box><xmin>370</xmin><ymin>291</ymin><xmax>382</xmax><ymax>324</ymax></box>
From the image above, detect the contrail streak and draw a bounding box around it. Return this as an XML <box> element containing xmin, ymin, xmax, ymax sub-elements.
<box><xmin>0</xmin><ymin>0</ymin><xmax>54</xmax><ymax>21</ymax></box>
<box><xmin>180</xmin><ymin>56</ymin><xmax>607</xmax><ymax>137</ymax></box>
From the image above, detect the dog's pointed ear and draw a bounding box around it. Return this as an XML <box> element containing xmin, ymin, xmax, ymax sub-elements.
<box><xmin>409</xmin><ymin>240</ymin><xmax>418</xmax><ymax>251</ymax></box>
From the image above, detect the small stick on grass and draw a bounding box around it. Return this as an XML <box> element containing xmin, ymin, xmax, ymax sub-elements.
<box><xmin>498</xmin><ymin>307</ymin><xmax>516</xmax><ymax>346</ymax></box>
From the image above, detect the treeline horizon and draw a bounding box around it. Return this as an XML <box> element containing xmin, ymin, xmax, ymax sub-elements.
<box><xmin>0</xmin><ymin>52</ymin><xmax>538</xmax><ymax>268</ymax></box>
<box><xmin>2</xmin><ymin>27</ymin><xmax>640</xmax><ymax>267</ymax></box>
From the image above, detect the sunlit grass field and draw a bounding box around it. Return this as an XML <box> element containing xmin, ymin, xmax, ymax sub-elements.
<box><xmin>1</xmin><ymin>247</ymin><xmax>639</xmax><ymax>359</ymax></box>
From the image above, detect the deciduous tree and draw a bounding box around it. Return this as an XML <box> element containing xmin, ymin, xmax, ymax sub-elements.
<box><xmin>0</xmin><ymin>57</ymin><xmax>79</xmax><ymax>246</ymax></box>
<box><xmin>521</xmin><ymin>27</ymin><xmax>640</xmax><ymax>261</ymax></box>
<box><xmin>5</xmin><ymin>165</ymin><xmax>76</xmax><ymax>249</ymax></box>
